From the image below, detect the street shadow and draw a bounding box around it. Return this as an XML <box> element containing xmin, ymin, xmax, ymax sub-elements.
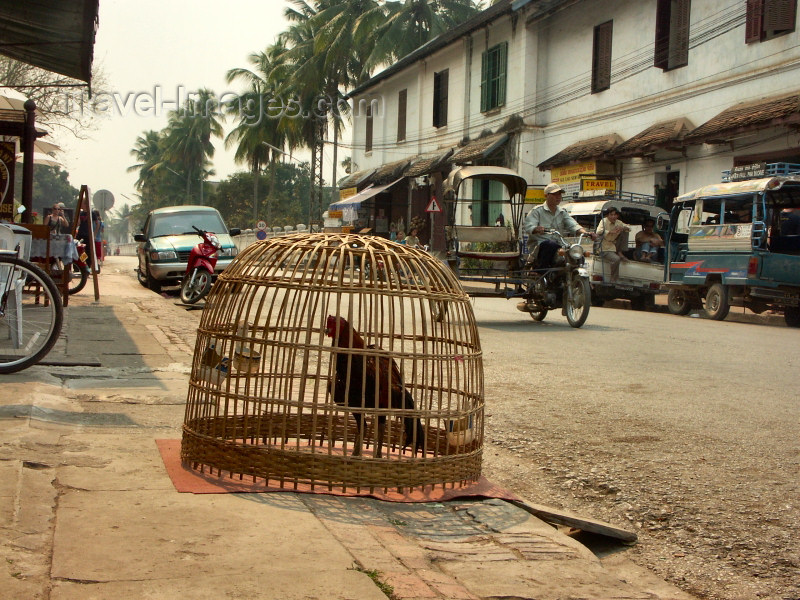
<box><xmin>236</xmin><ymin>493</ymin><xmax>530</xmax><ymax>538</ymax></box>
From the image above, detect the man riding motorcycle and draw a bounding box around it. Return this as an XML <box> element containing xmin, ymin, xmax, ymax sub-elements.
<box><xmin>522</xmin><ymin>183</ymin><xmax>596</xmax><ymax>266</ymax></box>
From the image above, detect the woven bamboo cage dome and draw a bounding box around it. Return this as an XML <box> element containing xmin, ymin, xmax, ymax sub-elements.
<box><xmin>181</xmin><ymin>233</ymin><xmax>483</xmax><ymax>493</ymax></box>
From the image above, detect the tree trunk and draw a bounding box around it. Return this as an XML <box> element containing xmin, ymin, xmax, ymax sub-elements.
<box><xmin>267</xmin><ymin>157</ymin><xmax>277</xmax><ymax>225</ymax></box>
<box><xmin>332</xmin><ymin>122</ymin><xmax>338</xmax><ymax>189</ymax></box>
<box><xmin>252</xmin><ymin>161</ymin><xmax>259</xmax><ymax>224</ymax></box>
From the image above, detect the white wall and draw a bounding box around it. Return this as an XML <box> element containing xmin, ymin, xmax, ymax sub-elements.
<box><xmin>351</xmin><ymin>0</ymin><xmax>800</xmax><ymax>198</ymax></box>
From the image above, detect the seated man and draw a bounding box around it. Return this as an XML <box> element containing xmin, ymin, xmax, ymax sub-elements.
<box><xmin>780</xmin><ymin>208</ymin><xmax>800</xmax><ymax>236</ymax></box>
<box><xmin>521</xmin><ymin>183</ymin><xmax>595</xmax><ymax>269</ymax></box>
<box><xmin>634</xmin><ymin>217</ymin><xmax>663</xmax><ymax>262</ymax></box>
<box><xmin>596</xmin><ymin>206</ymin><xmax>630</xmax><ymax>282</ymax></box>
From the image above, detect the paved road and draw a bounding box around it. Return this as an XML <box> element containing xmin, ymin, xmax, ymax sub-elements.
<box><xmin>126</xmin><ymin>255</ymin><xmax>798</xmax><ymax>599</ymax></box>
<box><xmin>466</xmin><ymin>295</ymin><xmax>799</xmax><ymax>599</ymax></box>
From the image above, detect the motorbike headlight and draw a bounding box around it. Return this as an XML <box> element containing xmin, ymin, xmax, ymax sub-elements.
<box><xmin>208</xmin><ymin>234</ymin><xmax>221</xmax><ymax>248</ymax></box>
<box><xmin>150</xmin><ymin>250</ymin><xmax>177</xmax><ymax>261</ymax></box>
<box><xmin>568</xmin><ymin>244</ymin><xmax>584</xmax><ymax>261</ymax></box>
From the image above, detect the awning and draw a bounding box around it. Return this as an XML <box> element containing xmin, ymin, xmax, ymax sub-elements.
<box><xmin>451</xmin><ymin>132</ymin><xmax>508</xmax><ymax>163</ymax></box>
<box><xmin>0</xmin><ymin>0</ymin><xmax>99</xmax><ymax>85</ymax></box>
<box><xmin>330</xmin><ymin>177</ymin><xmax>404</xmax><ymax>210</ymax></box>
<box><xmin>611</xmin><ymin>118</ymin><xmax>694</xmax><ymax>158</ymax></box>
<box><xmin>537</xmin><ymin>133</ymin><xmax>622</xmax><ymax>170</ymax></box>
<box><xmin>684</xmin><ymin>91</ymin><xmax>800</xmax><ymax>145</ymax></box>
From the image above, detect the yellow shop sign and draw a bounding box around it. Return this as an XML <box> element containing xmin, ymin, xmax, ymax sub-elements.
<box><xmin>582</xmin><ymin>179</ymin><xmax>616</xmax><ymax>191</ymax></box>
<box><xmin>551</xmin><ymin>161</ymin><xmax>596</xmax><ymax>184</ymax></box>
<box><xmin>339</xmin><ymin>187</ymin><xmax>357</xmax><ymax>200</ymax></box>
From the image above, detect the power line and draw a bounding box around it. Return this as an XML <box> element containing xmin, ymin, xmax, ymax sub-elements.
<box><xmin>350</xmin><ymin>0</ymin><xmax>753</xmax><ymax>152</ymax></box>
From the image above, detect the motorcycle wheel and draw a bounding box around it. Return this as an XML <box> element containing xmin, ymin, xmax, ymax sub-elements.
<box><xmin>180</xmin><ymin>269</ymin><xmax>212</xmax><ymax>304</ymax></box>
<box><xmin>529</xmin><ymin>309</ymin><xmax>548</xmax><ymax>321</ymax></box>
<box><xmin>68</xmin><ymin>263</ymin><xmax>89</xmax><ymax>295</ymax></box>
<box><xmin>565</xmin><ymin>277</ymin><xmax>591</xmax><ymax>328</ymax></box>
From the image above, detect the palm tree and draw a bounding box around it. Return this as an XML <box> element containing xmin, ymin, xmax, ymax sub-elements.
<box><xmin>279</xmin><ymin>0</ymin><xmax>380</xmax><ymax>224</ymax></box>
<box><xmin>225</xmin><ymin>43</ymin><xmax>290</xmax><ymax>223</ymax></box>
<box><xmin>127</xmin><ymin>130</ymin><xmax>162</xmax><ymax>194</ymax></box>
<box><xmin>107</xmin><ymin>203</ymin><xmax>135</xmax><ymax>243</ymax></box>
<box><xmin>363</xmin><ymin>0</ymin><xmax>484</xmax><ymax>72</ymax></box>
<box><xmin>160</xmin><ymin>89</ymin><xmax>223</xmax><ymax>205</ymax></box>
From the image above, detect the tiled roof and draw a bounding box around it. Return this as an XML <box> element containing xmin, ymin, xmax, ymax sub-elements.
<box><xmin>685</xmin><ymin>92</ymin><xmax>800</xmax><ymax>144</ymax></box>
<box><xmin>537</xmin><ymin>133</ymin><xmax>622</xmax><ymax>170</ymax></box>
<box><xmin>404</xmin><ymin>147</ymin><xmax>456</xmax><ymax>177</ymax></box>
<box><xmin>368</xmin><ymin>158</ymin><xmax>413</xmax><ymax>185</ymax></box>
<box><xmin>451</xmin><ymin>133</ymin><xmax>509</xmax><ymax>163</ymax></box>
<box><xmin>611</xmin><ymin>118</ymin><xmax>694</xmax><ymax>158</ymax></box>
<box><xmin>337</xmin><ymin>168</ymin><xmax>375</xmax><ymax>189</ymax></box>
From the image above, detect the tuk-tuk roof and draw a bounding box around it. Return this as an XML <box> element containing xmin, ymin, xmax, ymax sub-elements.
<box><xmin>675</xmin><ymin>176</ymin><xmax>800</xmax><ymax>203</ymax></box>
<box><xmin>444</xmin><ymin>166</ymin><xmax>528</xmax><ymax>198</ymax></box>
<box><xmin>561</xmin><ymin>199</ymin><xmax>663</xmax><ymax>217</ymax></box>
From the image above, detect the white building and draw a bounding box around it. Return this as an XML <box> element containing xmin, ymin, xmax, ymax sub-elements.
<box><xmin>342</xmin><ymin>0</ymin><xmax>800</xmax><ymax>250</ymax></box>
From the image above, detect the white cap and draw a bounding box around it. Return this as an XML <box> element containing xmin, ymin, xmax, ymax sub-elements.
<box><xmin>544</xmin><ymin>183</ymin><xmax>564</xmax><ymax>195</ymax></box>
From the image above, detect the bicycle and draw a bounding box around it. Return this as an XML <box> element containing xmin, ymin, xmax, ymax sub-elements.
<box><xmin>0</xmin><ymin>251</ymin><xmax>63</xmax><ymax>374</ymax></box>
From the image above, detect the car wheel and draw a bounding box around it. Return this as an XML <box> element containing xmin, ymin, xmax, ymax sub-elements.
<box><xmin>704</xmin><ymin>283</ymin><xmax>730</xmax><ymax>321</ymax></box>
<box><xmin>784</xmin><ymin>306</ymin><xmax>800</xmax><ymax>328</ymax></box>
<box><xmin>667</xmin><ymin>289</ymin><xmax>692</xmax><ymax>316</ymax></box>
<box><xmin>145</xmin><ymin>261</ymin><xmax>162</xmax><ymax>293</ymax></box>
<box><xmin>137</xmin><ymin>265</ymin><xmax>148</xmax><ymax>288</ymax></box>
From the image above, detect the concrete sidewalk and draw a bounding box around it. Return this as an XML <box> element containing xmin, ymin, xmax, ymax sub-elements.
<box><xmin>0</xmin><ymin>258</ymin><xmax>693</xmax><ymax>599</ymax></box>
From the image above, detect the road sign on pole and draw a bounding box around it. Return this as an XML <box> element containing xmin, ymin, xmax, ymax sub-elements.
<box><xmin>426</xmin><ymin>196</ymin><xmax>442</xmax><ymax>213</ymax></box>
<box><xmin>256</xmin><ymin>220</ymin><xmax>267</xmax><ymax>231</ymax></box>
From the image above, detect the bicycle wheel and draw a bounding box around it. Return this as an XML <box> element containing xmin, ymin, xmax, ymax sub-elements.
<box><xmin>0</xmin><ymin>255</ymin><xmax>63</xmax><ymax>374</ymax></box>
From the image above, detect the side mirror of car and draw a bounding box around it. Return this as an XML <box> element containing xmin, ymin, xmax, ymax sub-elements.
<box><xmin>656</xmin><ymin>213</ymin><xmax>670</xmax><ymax>231</ymax></box>
<box><xmin>229</xmin><ymin>228</ymin><xmax>241</xmax><ymax>237</ymax></box>
<box><xmin>134</xmin><ymin>234</ymin><xmax>146</xmax><ymax>242</ymax></box>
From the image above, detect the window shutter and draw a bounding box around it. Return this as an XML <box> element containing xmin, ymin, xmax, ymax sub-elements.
<box><xmin>654</xmin><ymin>0</ymin><xmax>671</xmax><ymax>69</ymax></box>
<box><xmin>439</xmin><ymin>69</ymin><xmax>448</xmax><ymax>126</ymax></box>
<box><xmin>480</xmin><ymin>50</ymin><xmax>489</xmax><ymax>112</ymax></box>
<box><xmin>746</xmin><ymin>0</ymin><xmax>765</xmax><ymax>42</ymax></box>
<box><xmin>765</xmin><ymin>0</ymin><xmax>797</xmax><ymax>33</ymax></box>
<box><xmin>433</xmin><ymin>72</ymin><xmax>441</xmax><ymax>127</ymax></box>
<box><xmin>397</xmin><ymin>89</ymin><xmax>407</xmax><ymax>142</ymax></box>
<box><xmin>365</xmin><ymin>104</ymin><xmax>373</xmax><ymax>153</ymax></box>
<box><xmin>672</xmin><ymin>0</ymin><xmax>691</xmax><ymax>69</ymax></box>
<box><xmin>592</xmin><ymin>21</ymin><xmax>613</xmax><ymax>93</ymax></box>
<box><xmin>497</xmin><ymin>42</ymin><xmax>508</xmax><ymax>108</ymax></box>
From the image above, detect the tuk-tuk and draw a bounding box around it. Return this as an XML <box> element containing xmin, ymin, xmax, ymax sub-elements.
<box><xmin>443</xmin><ymin>166</ymin><xmax>594</xmax><ymax>327</ymax></box>
<box><xmin>561</xmin><ymin>197</ymin><xmax>667</xmax><ymax>310</ymax></box>
<box><xmin>663</xmin><ymin>174</ymin><xmax>800</xmax><ymax>326</ymax></box>
<box><xmin>443</xmin><ymin>166</ymin><xmax>529</xmax><ymax>291</ymax></box>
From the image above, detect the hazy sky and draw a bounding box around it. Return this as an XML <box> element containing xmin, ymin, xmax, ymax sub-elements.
<box><xmin>55</xmin><ymin>0</ymin><xmax>334</xmax><ymax>220</ymax></box>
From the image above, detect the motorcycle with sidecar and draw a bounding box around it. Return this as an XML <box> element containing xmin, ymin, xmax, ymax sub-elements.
<box><xmin>443</xmin><ymin>166</ymin><xmax>592</xmax><ymax>328</ymax></box>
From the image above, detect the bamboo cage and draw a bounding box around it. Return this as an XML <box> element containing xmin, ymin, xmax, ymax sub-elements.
<box><xmin>181</xmin><ymin>233</ymin><xmax>484</xmax><ymax>493</ymax></box>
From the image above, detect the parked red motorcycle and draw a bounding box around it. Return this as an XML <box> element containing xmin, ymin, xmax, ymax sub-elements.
<box><xmin>179</xmin><ymin>226</ymin><xmax>221</xmax><ymax>304</ymax></box>
<box><xmin>68</xmin><ymin>239</ymin><xmax>90</xmax><ymax>295</ymax></box>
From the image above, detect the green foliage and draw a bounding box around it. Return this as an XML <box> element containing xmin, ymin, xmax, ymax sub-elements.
<box><xmin>14</xmin><ymin>165</ymin><xmax>79</xmax><ymax>217</ymax></box>
<box><xmin>128</xmin><ymin>1</ymin><xmax>486</xmax><ymax>227</ymax></box>
<box><xmin>206</xmin><ymin>162</ymin><xmax>313</xmax><ymax>230</ymax></box>
<box><xmin>352</xmin><ymin>566</ymin><xmax>396</xmax><ymax>599</ymax></box>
